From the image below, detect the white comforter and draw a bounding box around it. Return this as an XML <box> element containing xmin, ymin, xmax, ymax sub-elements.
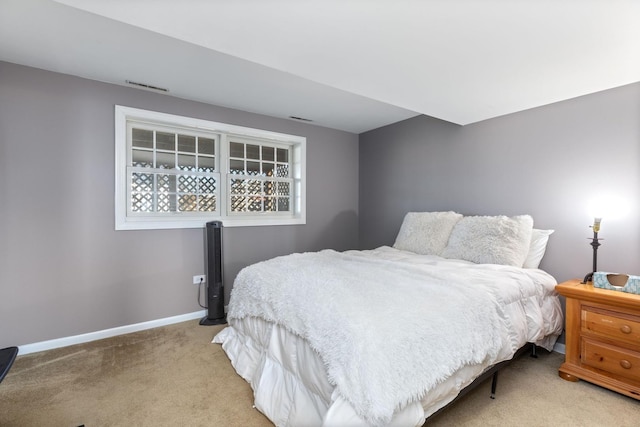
<box><xmin>214</xmin><ymin>246</ymin><xmax>563</xmax><ymax>426</ymax></box>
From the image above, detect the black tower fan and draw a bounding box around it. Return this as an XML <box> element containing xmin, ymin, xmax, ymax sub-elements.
<box><xmin>200</xmin><ymin>221</ymin><xmax>227</xmax><ymax>325</ymax></box>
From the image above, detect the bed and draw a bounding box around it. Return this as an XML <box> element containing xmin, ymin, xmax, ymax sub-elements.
<box><xmin>213</xmin><ymin>212</ymin><xmax>564</xmax><ymax>426</ymax></box>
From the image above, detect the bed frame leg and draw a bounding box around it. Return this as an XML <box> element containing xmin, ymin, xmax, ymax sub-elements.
<box><xmin>489</xmin><ymin>345</ymin><xmax>537</xmax><ymax>400</ymax></box>
<box><xmin>490</xmin><ymin>372</ymin><xmax>498</xmax><ymax>399</ymax></box>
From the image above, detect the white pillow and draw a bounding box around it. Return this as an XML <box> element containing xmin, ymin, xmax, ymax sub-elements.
<box><xmin>441</xmin><ymin>215</ymin><xmax>534</xmax><ymax>267</ymax></box>
<box><xmin>393</xmin><ymin>211</ymin><xmax>463</xmax><ymax>255</ymax></box>
<box><xmin>523</xmin><ymin>229</ymin><xmax>554</xmax><ymax>269</ymax></box>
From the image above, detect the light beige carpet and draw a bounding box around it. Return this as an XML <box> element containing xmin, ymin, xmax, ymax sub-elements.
<box><xmin>1</xmin><ymin>320</ymin><xmax>639</xmax><ymax>426</ymax></box>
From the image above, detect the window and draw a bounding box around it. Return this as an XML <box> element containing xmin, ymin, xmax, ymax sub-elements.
<box><xmin>115</xmin><ymin>106</ymin><xmax>306</xmax><ymax>230</ymax></box>
<box><xmin>129</xmin><ymin>125</ymin><xmax>219</xmax><ymax>215</ymax></box>
<box><xmin>227</xmin><ymin>138</ymin><xmax>293</xmax><ymax>215</ymax></box>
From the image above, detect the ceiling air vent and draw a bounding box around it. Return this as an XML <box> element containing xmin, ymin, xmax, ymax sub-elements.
<box><xmin>289</xmin><ymin>116</ymin><xmax>313</xmax><ymax>122</ymax></box>
<box><xmin>125</xmin><ymin>80</ymin><xmax>169</xmax><ymax>93</ymax></box>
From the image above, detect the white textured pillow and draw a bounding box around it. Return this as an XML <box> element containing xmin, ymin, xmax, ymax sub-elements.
<box><xmin>523</xmin><ymin>229</ymin><xmax>554</xmax><ymax>269</ymax></box>
<box><xmin>393</xmin><ymin>211</ymin><xmax>463</xmax><ymax>255</ymax></box>
<box><xmin>442</xmin><ymin>215</ymin><xmax>534</xmax><ymax>267</ymax></box>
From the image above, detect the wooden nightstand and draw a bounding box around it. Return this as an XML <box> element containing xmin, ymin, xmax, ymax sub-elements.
<box><xmin>556</xmin><ymin>279</ymin><xmax>640</xmax><ymax>399</ymax></box>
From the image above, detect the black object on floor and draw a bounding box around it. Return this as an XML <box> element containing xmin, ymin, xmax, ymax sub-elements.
<box><xmin>200</xmin><ymin>221</ymin><xmax>227</xmax><ymax>326</ymax></box>
<box><xmin>0</xmin><ymin>346</ymin><xmax>18</xmax><ymax>383</ymax></box>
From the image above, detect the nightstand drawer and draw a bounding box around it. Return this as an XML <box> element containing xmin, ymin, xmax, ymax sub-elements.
<box><xmin>583</xmin><ymin>307</ymin><xmax>640</xmax><ymax>346</ymax></box>
<box><xmin>582</xmin><ymin>339</ymin><xmax>640</xmax><ymax>383</ymax></box>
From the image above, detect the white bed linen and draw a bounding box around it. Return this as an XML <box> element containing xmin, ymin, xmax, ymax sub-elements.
<box><xmin>214</xmin><ymin>246</ymin><xmax>563</xmax><ymax>427</ymax></box>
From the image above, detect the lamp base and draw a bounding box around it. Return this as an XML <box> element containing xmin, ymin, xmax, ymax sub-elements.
<box><xmin>581</xmin><ymin>272</ymin><xmax>594</xmax><ymax>284</ymax></box>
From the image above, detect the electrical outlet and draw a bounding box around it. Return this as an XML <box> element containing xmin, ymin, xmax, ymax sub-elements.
<box><xmin>193</xmin><ymin>275</ymin><xmax>206</xmax><ymax>285</ymax></box>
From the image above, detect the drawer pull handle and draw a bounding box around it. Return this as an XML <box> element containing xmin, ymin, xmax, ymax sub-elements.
<box><xmin>620</xmin><ymin>325</ymin><xmax>632</xmax><ymax>334</ymax></box>
<box><xmin>620</xmin><ymin>360</ymin><xmax>632</xmax><ymax>369</ymax></box>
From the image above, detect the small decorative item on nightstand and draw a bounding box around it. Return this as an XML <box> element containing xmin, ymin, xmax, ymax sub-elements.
<box><xmin>556</xmin><ymin>279</ymin><xmax>640</xmax><ymax>400</ymax></box>
<box><xmin>593</xmin><ymin>272</ymin><xmax>640</xmax><ymax>295</ymax></box>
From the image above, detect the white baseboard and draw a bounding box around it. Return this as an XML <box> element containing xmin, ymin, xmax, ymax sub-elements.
<box><xmin>18</xmin><ymin>310</ymin><xmax>566</xmax><ymax>358</ymax></box>
<box><xmin>553</xmin><ymin>342</ymin><xmax>566</xmax><ymax>354</ymax></box>
<box><xmin>18</xmin><ymin>310</ymin><xmax>207</xmax><ymax>356</ymax></box>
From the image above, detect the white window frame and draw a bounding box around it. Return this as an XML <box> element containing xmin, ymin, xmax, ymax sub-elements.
<box><xmin>115</xmin><ymin>105</ymin><xmax>306</xmax><ymax>230</ymax></box>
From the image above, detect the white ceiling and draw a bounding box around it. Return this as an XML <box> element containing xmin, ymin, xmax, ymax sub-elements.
<box><xmin>1</xmin><ymin>0</ymin><xmax>639</xmax><ymax>133</ymax></box>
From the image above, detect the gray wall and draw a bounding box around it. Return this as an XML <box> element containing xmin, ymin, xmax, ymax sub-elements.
<box><xmin>0</xmin><ymin>62</ymin><xmax>359</xmax><ymax>348</ymax></box>
<box><xmin>3</xmin><ymin>59</ymin><xmax>638</xmax><ymax>349</ymax></box>
<box><xmin>360</xmin><ymin>82</ymin><xmax>640</xmax><ymax>284</ymax></box>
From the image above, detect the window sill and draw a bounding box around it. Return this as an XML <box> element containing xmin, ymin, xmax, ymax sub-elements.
<box><xmin>115</xmin><ymin>215</ymin><xmax>306</xmax><ymax>230</ymax></box>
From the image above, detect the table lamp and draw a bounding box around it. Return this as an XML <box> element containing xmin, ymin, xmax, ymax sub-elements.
<box><xmin>581</xmin><ymin>217</ymin><xmax>602</xmax><ymax>284</ymax></box>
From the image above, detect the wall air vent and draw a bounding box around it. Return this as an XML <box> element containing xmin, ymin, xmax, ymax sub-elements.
<box><xmin>289</xmin><ymin>116</ymin><xmax>313</xmax><ymax>122</ymax></box>
<box><xmin>125</xmin><ymin>80</ymin><xmax>169</xmax><ymax>93</ymax></box>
